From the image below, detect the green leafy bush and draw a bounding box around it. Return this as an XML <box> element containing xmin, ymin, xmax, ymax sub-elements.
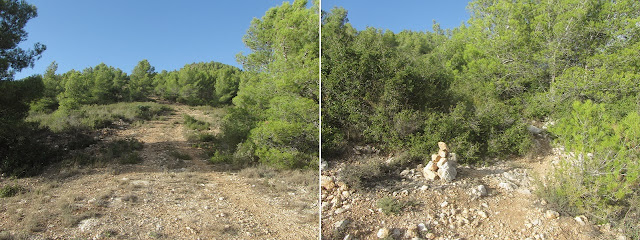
<box><xmin>0</xmin><ymin>184</ymin><xmax>25</xmax><ymax>198</ymax></box>
<box><xmin>249</xmin><ymin>120</ymin><xmax>316</xmax><ymax>169</ymax></box>
<box><xmin>377</xmin><ymin>196</ymin><xmax>405</xmax><ymax>215</ymax></box>
<box><xmin>183</xmin><ymin>114</ymin><xmax>210</xmax><ymax>131</ymax></box>
<box><xmin>542</xmin><ymin>100</ymin><xmax>640</xmax><ymax>222</ymax></box>
<box><xmin>29</xmin><ymin>102</ymin><xmax>171</xmax><ymax>132</ymax></box>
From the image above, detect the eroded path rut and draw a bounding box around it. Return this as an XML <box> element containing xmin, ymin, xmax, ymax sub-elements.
<box><xmin>0</xmin><ymin>104</ymin><xmax>318</xmax><ymax>239</ymax></box>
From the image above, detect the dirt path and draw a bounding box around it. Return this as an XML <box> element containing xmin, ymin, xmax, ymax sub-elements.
<box><xmin>0</xmin><ymin>103</ymin><xmax>318</xmax><ymax>239</ymax></box>
<box><xmin>321</xmin><ymin>152</ymin><xmax>621</xmax><ymax>240</ymax></box>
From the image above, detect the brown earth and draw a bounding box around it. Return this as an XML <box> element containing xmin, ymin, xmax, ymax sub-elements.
<box><xmin>321</xmin><ymin>147</ymin><xmax>625</xmax><ymax>240</ymax></box>
<box><xmin>0</xmin><ymin>103</ymin><xmax>318</xmax><ymax>239</ymax></box>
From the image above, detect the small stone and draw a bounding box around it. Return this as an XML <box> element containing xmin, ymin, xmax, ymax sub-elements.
<box><xmin>377</xmin><ymin>227</ymin><xmax>390</xmax><ymax>238</ymax></box>
<box><xmin>417</xmin><ymin>223</ymin><xmax>427</xmax><ymax>232</ymax></box>
<box><xmin>423</xmin><ymin>163</ymin><xmax>438</xmax><ymax>180</ymax></box>
<box><xmin>599</xmin><ymin>223</ymin><xmax>612</xmax><ymax>232</ymax></box>
<box><xmin>405</xmin><ymin>225</ymin><xmax>419</xmax><ymax>238</ymax></box>
<box><xmin>334</xmin><ymin>208</ymin><xmax>346</xmax><ymax>214</ymax></box>
<box><xmin>531</xmin><ymin>218</ymin><xmax>540</xmax><ymax>225</ymax></box>
<box><xmin>321</xmin><ymin>176</ymin><xmax>336</xmax><ymax>190</ymax></box>
<box><xmin>420</xmin><ymin>185</ymin><xmax>429</xmax><ymax>191</ymax></box>
<box><xmin>401</xmin><ymin>169</ymin><xmax>411</xmax><ymax>176</ymax></box>
<box><xmin>440</xmin><ymin>201</ymin><xmax>449</xmax><ymax>208</ymax></box>
<box><xmin>343</xmin><ymin>234</ymin><xmax>353</xmax><ymax>240</ymax></box>
<box><xmin>545</xmin><ymin>210</ymin><xmax>559</xmax><ymax>219</ymax></box>
<box><xmin>438</xmin><ymin>142</ymin><xmax>448</xmax><ymax>151</ymax></box>
<box><xmin>131</xmin><ymin>180</ymin><xmax>150</xmax><ymax>186</ymax></box>
<box><xmin>517</xmin><ymin>188</ymin><xmax>532</xmax><ymax>195</ymax></box>
<box><xmin>574</xmin><ymin>215</ymin><xmax>587</xmax><ymax>226</ymax></box>
<box><xmin>471</xmin><ymin>185</ymin><xmax>487</xmax><ymax>197</ymax></box>
<box><xmin>342</xmin><ymin>191</ymin><xmax>350</xmax><ymax>198</ymax></box>
<box><xmin>320</xmin><ymin>159</ymin><xmax>328</xmax><ymax>171</ymax></box>
<box><xmin>527</xmin><ymin>125</ymin><xmax>543</xmax><ymax>134</ymax></box>
<box><xmin>498</xmin><ymin>182</ymin><xmax>517</xmax><ymax>191</ymax></box>
<box><xmin>334</xmin><ymin>219</ymin><xmax>349</xmax><ymax>231</ymax></box>
<box><xmin>540</xmin><ymin>199</ymin><xmax>547</xmax><ymax>205</ymax></box>
<box><xmin>437</xmin><ymin>161</ymin><xmax>457</xmax><ymax>182</ymax></box>
<box><xmin>425</xmin><ymin>232</ymin><xmax>436</xmax><ymax>239</ymax></box>
<box><xmin>478</xmin><ymin>211</ymin><xmax>488</xmax><ymax>218</ymax></box>
<box><xmin>392</xmin><ymin>228</ymin><xmax>402</xmax><ymax>237</ymax></box>
<box><xmin>78</xmin><ymin>218</ymin><xmax>99</xmax><ymax>232</ymax></box>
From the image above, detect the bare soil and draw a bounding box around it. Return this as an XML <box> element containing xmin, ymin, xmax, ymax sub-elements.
<box><xmin>0</xmin><ymin>103</ymin><xmax>318</xmax><ymax>239</ymax></box>
<box><xmin>321</xmin><ymin>148</ymin><xmax>623</xmax><ymax>240</ymax></box>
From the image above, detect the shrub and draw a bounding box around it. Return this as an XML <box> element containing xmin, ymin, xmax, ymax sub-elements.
<box><xmin>101</xmin><ymin>138</ymin><xmax>144</xmax><ymax>164</ymax></box>
<box><xmin>183</xmin><ymin>114</ymin><xmax>210</xmax><ymax>131</ymax></box>
<box><xmin>0</xmin><ymin>184</ymin><xmax>24</xmax><ymax>198</ymax></box>
<box><xmin>29</xmin><ymin>102</ymin><xmax>171</xmax><ymax>132</ymax></box>
<box><xmin>249</xmin><ymin>120</ymin><xmax>316</xmax><ymax>169</ymax></box>
<box><xmin>168</xmin><ymin>150</ymin><xmax>192</xmax><ymax>160</ymax></box>
<box><xmin>377</xmin><ymin>196</ymin><xmax>404</xmax><ymax>215</ymax></box>
<box><xmin>0</xmin><ymin>121</ymin><xmax>58</xmax><ymax>177</ymax></box>
<box><xmin>118</xmin><ymin>153</ymin><xmax>143</xmax><ymax>165</ymax></box>
<box><xmin>541</xmin><ymin>100</ymin><xmax>640</xmax><ymax>223</ymax></box>
<box><xmin>339</xmin><ymin>159</ymin><xmax>387</xmax><ymax>191</ymax></box>
<box><xmin>210</xmin><ymin>151</ymin><xmax>233</xmax><ymax>164</ymax></box>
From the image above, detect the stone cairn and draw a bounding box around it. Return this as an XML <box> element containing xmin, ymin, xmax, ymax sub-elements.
<box><xmin>423</xmin><ymin>142</ymin><xmax>457</xmax><ymax>181</ymax></box>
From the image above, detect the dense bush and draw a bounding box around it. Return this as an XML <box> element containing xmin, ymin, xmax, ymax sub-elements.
<box><xmin>323</xmin><ymin>1</ymin><xmax>639</xmax><ymax>234</ymax></box>
<box><xmin>321</xmin><ymin>9</ymin><xmax>531</xmax><ymax>163</ymax></box>
<box><xmin>0</xmin><ymin>77</ymin><xmax>59</xmax><ymax>177</ymax></box>
<box><xmin>183</xmin><ymin>114</ymin><xmax>210</xmax><ymax>131</ymax></box>
<box><xmin>153</xmin><ymin>62</ymin><xmax>241</xmax><ymax>106</ymax></box>
<box><xmin>214</xmin><ymin>0</ymin><xmax>319</xmax><ymax>169</ymax></box>
<box><xmin>542</xmin><ymin>100</ymin><xmax>640</xmax><ymax>223</ymax></box>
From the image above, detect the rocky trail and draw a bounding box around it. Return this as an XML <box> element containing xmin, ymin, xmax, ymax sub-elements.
<box><xmin>0</xmin><ymin>103</ymin><xmax>318</xmax><ymax>239</ymax></box>
<box><xmin>321</xmin><ymin>147</ymin><xmax>626</xmax><ymax>240</ymax></box>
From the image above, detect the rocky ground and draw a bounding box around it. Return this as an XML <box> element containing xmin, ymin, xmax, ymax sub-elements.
<box><xmin>321</xmin><ymin>148</ymin><xmax>628</xmax><ymax>240</ymax></box>
<box><xmin>0</xmin><ymin>103</ymin><xmax>318</xmax><ymax>239</ymax></box>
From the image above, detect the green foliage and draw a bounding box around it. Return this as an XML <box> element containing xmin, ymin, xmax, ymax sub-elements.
<box><xmin>219</xmin><ymin>0</ymin><xmax>319</xmax><ymax>169</ymax></box>
<box><xmin>1</xmin><ymin>77</ymin><xmax>58</xmax><ymax>177</ymax></box>
<box><xmin>250</xmin><ymin>120</ymin><xmax>315</xmax><ymax>169</ymax></box>
<box><xmin>30</xmin><ymin>102</ymin><xmax>171</xmax><ymax>132</ymax></box>
<box><xmin>543</xmin><ymin>100</ymin><xmax>640</xmax><ymax>223</ymax></box>
<box><xmin>129</xmin><ymin>59</ymin><xmax>156</xmax><ymax>101</ymax></box>
<box><xmin>168</xmin><ymin>150</ymin><xmax>192</xmax><ymax>160</ymax></box>
<box><xmin>0</xmin><ymin>184</ymin><xmax>24</xmax><ymax>198</ymax></box>
<box><xmin>56</xmin><ymin>64</ymin><xmax>130</xmax><ymax>110</ymax></box>
<box><xmin>183</xmin><ymin>114</ymin><xmax>210</xmax><ymax>131</ymax></box>
<box><xmin>377</xmin><ymin>196</ymin><xmax>406</xmax><ymax>215</ymax></box>
<box><xmin>0</xmin><ymin>0</ymin><xmax>46</xmax><ymax>81</ymax></box>
<box><xmin>322</xmin><ymin>7</ymin><xmax>531</xmax><ymax>162</ymax></box>
<box><xmin>153</xmin><ymin>62</ymin><xmax>241</xmax><ymax>106</ymax></box>
<box><xmin>210</xmin><ymin>151</ymin><xmax>233</xmax><ymax>164</ymax></box>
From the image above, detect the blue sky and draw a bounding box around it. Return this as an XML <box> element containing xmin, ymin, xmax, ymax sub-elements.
<box><xmin>322</xmin><ymin>0</ymin><xmax>471</xmax><ymax>33</ymax></box>
<box><xmin>16</xmin><ymin>1</ymin><xmax>471</xmax><ymax>79</ymax></box>
<box><xmin>16</xmin><ymin>0</ymin><xmax>288</xmax><ymax>79</ymax></box>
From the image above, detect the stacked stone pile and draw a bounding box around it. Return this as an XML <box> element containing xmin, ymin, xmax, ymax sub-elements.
<box><xmin>423</xmin><ymin>142</ymin><xmax>457</xmax><ymax>182</ymax></box>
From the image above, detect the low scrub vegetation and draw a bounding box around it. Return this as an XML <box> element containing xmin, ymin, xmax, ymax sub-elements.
<box><xmin>539</xmin><ymin>100</ymin><xmax>640</xmax><ymax>236</ymax></box>
<box><xmin>0</xmin><ymin>184</ymin><xmax>25</xmax><ymax>198</ymax></box>
<box><xmin>28</xmin><ymin>102</ymin><xmax>171</xmax><ymax>132</ymax></box>
<box><xmin>183</xmin><ymin>114</ymin><xmax>210</xmax><ymax>131</ymax></box>
<box><xmin>377</xmin><ymin>196</ymin><xmax>406</xmax><ymax>216</ymax></box>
